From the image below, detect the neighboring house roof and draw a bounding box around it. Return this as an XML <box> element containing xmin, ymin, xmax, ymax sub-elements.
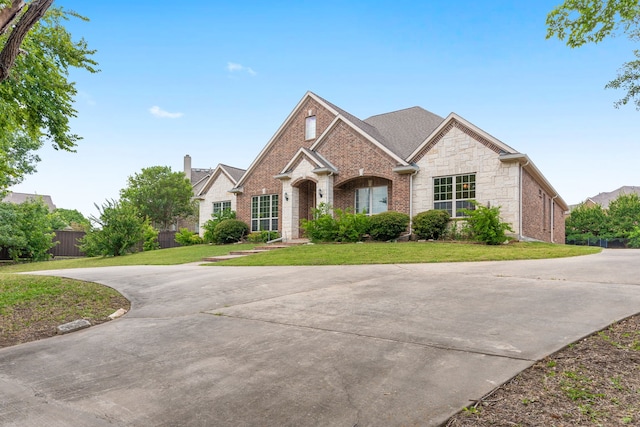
<box><xmin>2</xmin><ymin>192</ymin><xmax>56</xmax><ymax>211</ymax></box>
<box><xmin>586</xmin><ymin>186</ymin><xmax>640</xmax><ymax>209</ymax></box>
<box><xmin>196</xmin><ymin>164</ymin><xmax>246</xmax><ymax>197</ymax></box>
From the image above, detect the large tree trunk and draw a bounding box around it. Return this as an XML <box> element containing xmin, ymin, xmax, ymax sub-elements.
<box><xmin>0</xmin><ymin>0</ymin><xmax>54</xmax><ymax>82</ymax></box>
<box><xmin>0</xmin><ymin>0</ymin><xmax>25</xmax><ymax>35</ymax></box>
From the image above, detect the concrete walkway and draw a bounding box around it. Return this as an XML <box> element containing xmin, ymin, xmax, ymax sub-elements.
<box><xmin>1</xmin><ymin>250</ymin><xmax>640</xmax><ymax>426</ymax></box>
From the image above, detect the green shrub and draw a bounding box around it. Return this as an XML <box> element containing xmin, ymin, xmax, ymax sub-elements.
<box><xmin>175</xmin><ymin>228</ymin><xmax>203</xmax><ymax>246</ymax></box>
<box><xmin>79</xmin><ymin>200</ymin><xmax>145</xmax><ymax>257</ymax></box>
<box><xmin>247</xmin><ymin>230</ymin><xmax>281</xmax><ymax>243</ymax></box>
<box><xmin>628</xmin><ymin>226</ymin><xmax>640</xmax><ymax>248</ymax></box>
<box><xmin>334</xmin><ymin>208</ymin><xmax>370</xmax><ymax>242</ymax></box>
<box><xmin>462</xmin><ymin>202</ymin><xmax>513</xmax><ymax>245</ymax></box>
<box><xmin>202</xmin><ymin>209</ymin><xmax>236</xmax><ymax>243</ymax></box>
<box><xmin>301</xmin><ymin>203</ymin><xmax>369</xmax><ymax>243</ymax></box>
<box><xmin>142</xmin><ymin>223</ymin><xmax>160</xmax><ymax>251</ymax></box>
<box><xmin>214</xmin><ymin>219</ymin><xmax>249</xmax><ymax>244</ymax></box>
<box><xmin>0</xmin><ymin>199</ymin><xmax>55</xmax><ymax>261</ymax></box>
<box><xmin>301</xmin><ymin>203</ymin><xmax>338</xmax><ymax>242</ymax></box>
<box><xmin>412</xmin><ymin>210</ymin><xmax>450</xmax><ymax>240</ymax></box>
<box><xmin>369</xmin><ymin>211</ymin><xmax>409</xmax><ymax>241</ymax></box>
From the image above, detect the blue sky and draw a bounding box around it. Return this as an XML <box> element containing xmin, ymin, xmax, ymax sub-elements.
<box><xmin>10</xmin><ymin>0</ymin><xmax>640</xmax><ymax>217</ymax></box>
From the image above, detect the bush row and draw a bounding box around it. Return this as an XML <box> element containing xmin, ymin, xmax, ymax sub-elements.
<box><xmin>173</xmin><ymin>201</ymin><xmax>513</xmax><ymax>248</ymax></box>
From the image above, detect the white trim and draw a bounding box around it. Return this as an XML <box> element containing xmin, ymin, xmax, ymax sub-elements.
<box><xmin>500</xmin><ymin>153</ymin><xmax>568</xmax><ymax>211</ymax></box>
<box><xmin>407</xmin><ymin>113</ymin><xmax>518</xmax><ymax>162</ymax></box>
<box><xmin>311</xmin><ymin>116</ymin><xmax>409</xmax><ymax>166</ymax></box>
<box><xmin>196</xmin><ymin>164</ymin><xmax>241</xmax><ymax>197</ymax></box>
<box><xmin>235</xmin><ymin>92</ymin><xmax>341</xmax><ymax>188</ymax></box>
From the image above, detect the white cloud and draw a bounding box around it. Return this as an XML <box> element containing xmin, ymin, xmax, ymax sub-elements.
<box><xmin>227</xmin><ymin>62</ymin><xmax>257</xmax><ymax>76</ymax></box>
<box><xmin>77</xmin><ymin>91</ymin><xmax>96</xmax><ymax>106</ymax></box>
<box><xmin>149</xmin><ymin>106</ymin><xmax>184</xmax><ymax>119</ymax></box>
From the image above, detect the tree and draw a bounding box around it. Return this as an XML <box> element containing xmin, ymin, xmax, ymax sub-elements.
<box><xmin>79</xmin><ymin>200</ymin><xmax>145</xmax><ymax>257</ymax></box>
<box><xmin>565</xmin><ymin>203</ymin><xmax>609</xmax><ymax>242</ymax></box>
<box><xmin>0</xmin><ymin>2</ymin><xmax>98</xmax><ymax>192</ymax></box>
<box><xmin>0</xmin><ymin>198</ymin><xmax>55</xmax><ymax>261</ymax></box>
<box><xmin>546</xmin><ymin>0</ymin><xmax>640</xmax><ymax>109</ymax></box>
<box><xmin>120</xmin><ymin>166</ymin><xmax>195</xmax><ymax>231</ymax></box>
<box><xmin>49</xmin><ymin>208</ymin><xmax>90</xmax><ymax>231</ymax></box>
<box><xmin>606</xmin><ymin>192</ymin><xmax>640</xmax><ymax>237</ymax></box>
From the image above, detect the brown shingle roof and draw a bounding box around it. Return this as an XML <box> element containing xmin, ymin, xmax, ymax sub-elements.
<box><xmin>312</xmin><ymin>93</ymin><xmax>444</xmax><ymax>160</ymax></box>
<box><xmin>2</xmin><ymin>192</ymin><xmax>56</xmax><ymax>211</ymax></box>
<box><xmin>587</xmin><ymin>186</ymin><xmax>640</xmax><ymax>209</ymax></box>
<box><xmin>364</xmin><ymin>107</ymin><xmax>444</xmax><ymax>159</ymax></box>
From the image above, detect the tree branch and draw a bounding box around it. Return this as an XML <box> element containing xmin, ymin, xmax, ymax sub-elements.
<box><xmin>0</xmin><ymin>0</ymin><xmax>25</xmax><ymax>35</ymax></box>
<box><xmin>0</xmin><ymin>0</ymin><xmax>54</xmax><ymax>82</ymax></box>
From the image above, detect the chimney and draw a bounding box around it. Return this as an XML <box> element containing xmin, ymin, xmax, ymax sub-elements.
<box><xmin>184</xmin><ymin>154</ymin><xmax>192</xmax><ymax>180</ymax></box>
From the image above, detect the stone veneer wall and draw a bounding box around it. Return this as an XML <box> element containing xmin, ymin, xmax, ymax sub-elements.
<box><xmin>198</xmin><ymin>172</ymin><xmax>237</xmax><ymax>237</ymax></box>
<box><xmin>412</xmin><ymin>125</ymin><xmax>521</xmax><ymax>236</ymax></box>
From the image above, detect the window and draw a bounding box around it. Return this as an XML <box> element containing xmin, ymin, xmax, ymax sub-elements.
<box><xmin>305</xmin><ymin>116</ymin><xmax>316</xmax><ymax>140</ymax></box>
<box><xmin>251</xmin><ymin>194</ymin><xmax>279</xmax><ymax>232</ymax></box>
<box><xmin>434</xmin><ymin>174</ymin><xmax>475</xmax><ymax>217</ymax></box>
<box><xmin>355</xmin><ymin>186</ymin><xmax>388</xmax><ymax>215</ymax></box>
<box><xmin>212</xmin><ymin>201</ymin><xmax>231</xmax><ymax>215</ymax></box>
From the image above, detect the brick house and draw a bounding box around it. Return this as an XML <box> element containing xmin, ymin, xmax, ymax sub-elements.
<box><xmin>197</xmin><ymin>91</ymin><xmax>567</xmax><ymax>243</ymax></box>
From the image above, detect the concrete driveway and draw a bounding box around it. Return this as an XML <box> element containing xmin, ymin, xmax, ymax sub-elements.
<box><xmin>2</xmin><ymin>250</ymin><xmax>640</xmax><ymax>426</ymax></box>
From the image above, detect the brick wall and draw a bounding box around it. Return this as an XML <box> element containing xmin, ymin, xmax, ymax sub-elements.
<box><xmin>315</xmin><ymin>121</ymin><xmax>411</xmax><ymax>214</ymax></box>
<box><xmin>522</xmin><ymin>168</ymin><xmax>565</xmax><ymax>243</ymax></box>
<box><xmin>235</xmin><ymin>97</ymin><xmax>337</xmax><ymax>229</ymax></box>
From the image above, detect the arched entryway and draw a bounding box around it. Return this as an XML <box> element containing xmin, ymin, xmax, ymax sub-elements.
<box><xmin>295</xmin><ymin>179</ymin><xmax>316</xmax><ymax>237</ymax></box>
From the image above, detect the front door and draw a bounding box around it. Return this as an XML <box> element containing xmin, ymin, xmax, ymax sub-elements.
<box><xmin>297</xmin><ymin>180</ymin><xmax>316</xmax><ymax>238</ymax></box>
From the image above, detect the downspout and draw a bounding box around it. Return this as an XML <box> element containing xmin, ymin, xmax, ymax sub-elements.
<box><xmin>551</xmin><ymin>195</ymin><xmax>558</xmax><ymax>243</ymax></box>
<box><xmin>408</xmin><ymin>169</ymin><xmax>418</xmax><ymax>235</ymax></box>
<box><xmin>519</xmin><ymin>159</ymin><xmax>530</xmax><ymax>241</ymax></box>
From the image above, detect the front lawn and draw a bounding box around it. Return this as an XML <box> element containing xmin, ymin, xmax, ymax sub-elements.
<box><xmin>213</xmin><ymin>241</ymin><xmax>601</xmax><ymax>266</ymax></box>
<box><xmin>0</xmin><ymin>243</ymin><xmax>258</xmax><ymax>273</ymax></box>
<box><xmin>0</xmin><ymin>274</ymin><xmax>129</xmax><ymax>348</ymax></box>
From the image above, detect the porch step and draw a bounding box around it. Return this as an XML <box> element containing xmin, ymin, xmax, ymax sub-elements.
<box><xmin>201</xmin><ymin>239</ymin><xmax>309</xmax><ymax>263</ymax></box>
<box><xmin>228</xmin><ymin>249</ymin><xmax>271</xmax><ymax>255</ymax></box>
<box><xmin>201</xmin><ymin>254</ymin><xmax>248</xmax><ymax>262</ymax></box>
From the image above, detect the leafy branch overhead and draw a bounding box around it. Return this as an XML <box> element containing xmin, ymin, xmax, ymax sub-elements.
<box><xmin>0</xmin><ymin>0</ymin><xmax>98</xmax><ymax>192</ymax></box>
<box><xmin>546</xmin><ymin>0</ymin><xmax>640</xmax><ymax>109</ymax></box>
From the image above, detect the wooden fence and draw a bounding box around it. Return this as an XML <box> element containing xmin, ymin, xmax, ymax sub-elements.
<box><xmin>50</xmin><ymin>230</ymin><xmax>86</xmax><ymax>257</ymax></box>
<box><xmin>0</xmin><ymin>230</ymin><xmax>180</xmax><ymax>260</ymax></box>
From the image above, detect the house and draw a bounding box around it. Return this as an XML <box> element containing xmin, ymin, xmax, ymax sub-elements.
<box><xmin>194</xmin><ymin>162</ymin><xmax>246</xmax><ymax>228</ymax></box>
<box><xmin>179</xmin><ymin>155</ymin><xmax>214</xmax><ymax>232</ymax></box>
<box><xmin>198</xmin><ymin>91</ymin><xmax>567</xmax><ymax>243</ymax></box>
<box><xmin>584</xmin><ymin>186</ymin><xmax>640</xmax><ymax>209</ymax></box>
<box><xmin>2</xmin><ymin>192</ymin><xmax>56</xmax><ymax>211</ymax></box>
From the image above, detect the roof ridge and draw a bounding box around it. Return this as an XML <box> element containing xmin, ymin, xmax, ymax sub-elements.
<box><xmin>364</xmin><ymin>105</ymin><xmax>429</xmax><ymax>120</ymax></box>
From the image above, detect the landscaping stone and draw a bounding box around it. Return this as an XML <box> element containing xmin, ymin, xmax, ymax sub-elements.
<box><xmin>56</xmin><ymin>319</ymin><xmax>91</xmax><ymax>335</ymax></box>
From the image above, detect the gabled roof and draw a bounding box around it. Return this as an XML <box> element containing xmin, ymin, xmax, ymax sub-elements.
<box><xmin>197</xmin><ymin>164</ymin><xmax>246</xmax><ymax>197</ymax></box>
<box><xmin>2</xmin><ymin>192</ymin><xmax>56</xmax><ymax>211</ymax></box>
<box><xmin>279</xmin><ymin>147</ymin><xmax>338</xmax><ymax>175</ymax></box>
<box><xmin>190</xmin><ymin>169</ymin><xmax>213</xmax><ymax>195</ymax></box>
<box><xmin>235</xmin><ymin>91</ymin><xmax>421</xmax><ymax>187</ymax></box>
<box><xmin>407</xmin><ymin>113</ymin><xmax>519</xmax><ymax>162</ymax></box>
<box><xmin>586</xmin><ymin>186</ymin><xmax>640</xmax><ymax>209</ymax></box>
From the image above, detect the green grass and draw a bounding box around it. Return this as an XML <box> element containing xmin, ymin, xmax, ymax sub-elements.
<box><xmin>0</xmin><ymin>274</ymin><xmax>129</xmax><ymax>347</ymax></box>
<box><xmin>212</xmin><ymin>241</ymin><xmax>601</xmax><ymax>266</ymax></box>
<box><xmin>0</xmin><ymin>243</ymin><xmax>258</xmax><ymax>273</ymax></box>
